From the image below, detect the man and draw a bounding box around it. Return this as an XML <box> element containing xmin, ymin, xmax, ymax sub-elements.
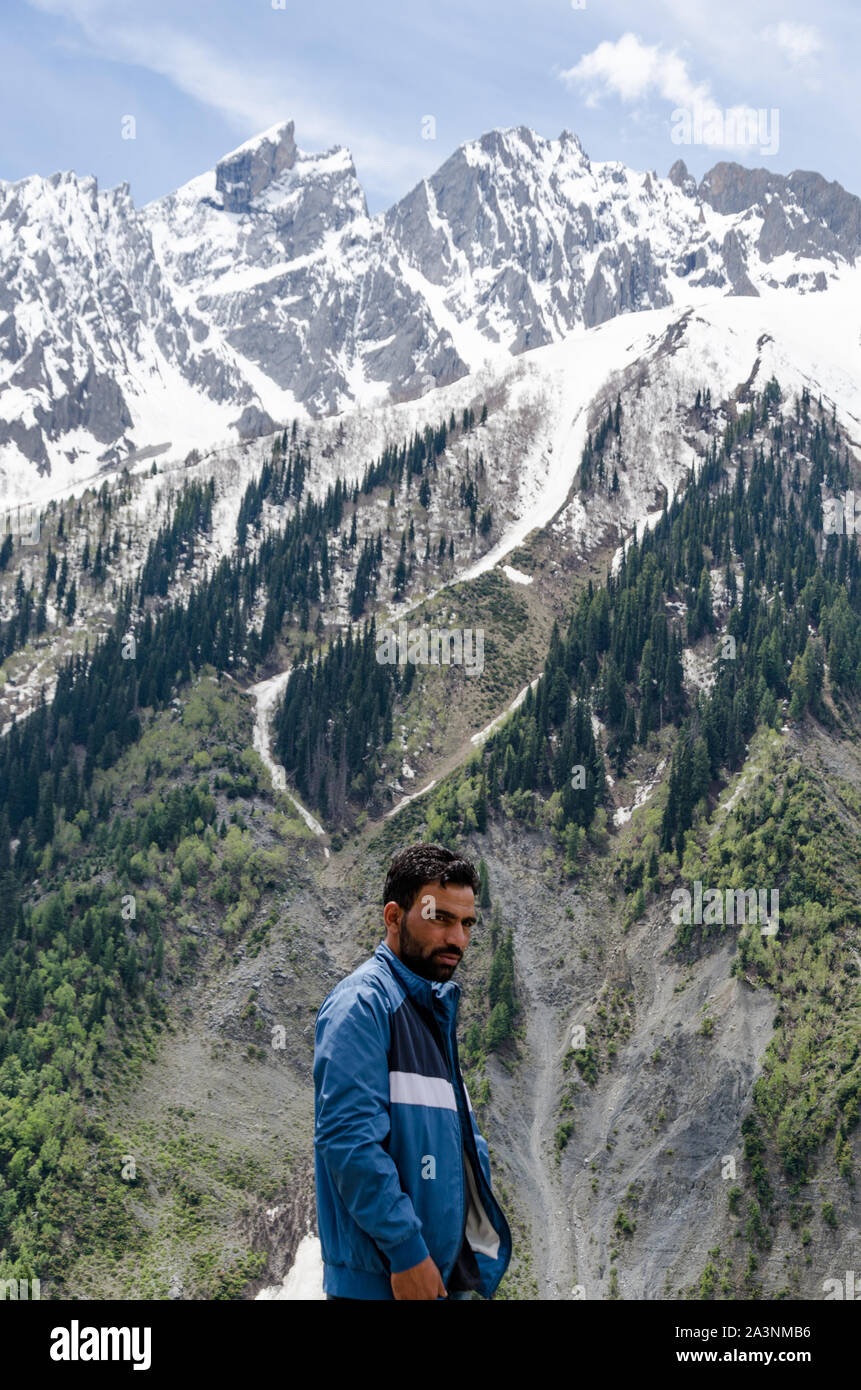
<box><xmin>313</xmin><ymin>842</ymin><xmax>512</xmax><ymax>1300</ymax></box>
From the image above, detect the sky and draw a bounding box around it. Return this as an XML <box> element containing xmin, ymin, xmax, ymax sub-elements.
<box><xmin>1</xmin><ymin>0</ymin><xmax>858</xmax><ymax>214</ymax></box>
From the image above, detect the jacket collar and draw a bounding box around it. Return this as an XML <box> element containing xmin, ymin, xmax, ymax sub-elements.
<box><xmin>375</xmin><ymin>940</ymin><xmax>460</xmax><ymax>1018</ymax></box>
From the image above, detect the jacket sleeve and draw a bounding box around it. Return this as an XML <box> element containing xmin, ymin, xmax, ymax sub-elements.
<box><xmin>314</xmin><ymin>982</ymin><xmax>430</xmax><ymax>1275</ymax></box>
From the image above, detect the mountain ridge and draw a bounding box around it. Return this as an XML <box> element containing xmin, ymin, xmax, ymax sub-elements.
<box><xmin>2</xmin><ymin>120</ymin><xmax>860</xmax><ymax>502</ymax></box>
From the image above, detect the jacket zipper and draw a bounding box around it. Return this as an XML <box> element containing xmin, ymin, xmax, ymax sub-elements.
<box><xmin>454</xmin><ymin>1145</ymin><xmax>471</xmax><ymax>1290</ymax></box>
<box><xmin>423</xmin><ymin>1002</ymin><xmax>468</xmax><ymax>1287</ymax></box>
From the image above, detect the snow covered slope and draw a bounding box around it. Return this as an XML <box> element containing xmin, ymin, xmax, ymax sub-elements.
<box><xmin>2</xmin><ymin>262</ymin><xmax>861</xmax><ymax>784</ymax></box>
<box><xmin>292</xmin><ymin>267</ymin><xmax>861</xmax><ymax>585</ymax></box>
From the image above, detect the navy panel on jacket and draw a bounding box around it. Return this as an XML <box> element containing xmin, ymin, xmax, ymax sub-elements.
<box><xmin>389</xmin><ymin>996</ymin><xmax>450</xmax><ymax>1081</ymax></box>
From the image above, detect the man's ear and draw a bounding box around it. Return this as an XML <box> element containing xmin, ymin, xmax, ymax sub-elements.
<box><xmin>383</xmin><ymin>900</ymin><xmax>402</xmax><ymax>934</ymax></box>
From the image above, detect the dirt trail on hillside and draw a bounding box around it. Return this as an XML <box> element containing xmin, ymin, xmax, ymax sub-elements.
<box><xmin>522</xmin><ymin>971</ymin><xmax>577</xmax><ymax>1297</ymax></box>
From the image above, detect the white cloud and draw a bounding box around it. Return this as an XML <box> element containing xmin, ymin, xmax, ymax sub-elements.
<box><xmin>560</xmin><ymin>31</ymin><xmax>780</xmax><ymax>155</ymax></box>
<box><xmin>560</xmin><ymin>32</ymin><xmax>711</xmax><ymax>109</ymax></box>
<box><xmin>762</xmin><ymin>21</ymin><xmax>824</xmax><ymax>65</ymax></box>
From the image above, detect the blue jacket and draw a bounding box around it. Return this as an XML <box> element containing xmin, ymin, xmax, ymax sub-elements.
<box><xmin>313</xmin><ymin>940</ymin><xmax>512</xmax><ymax>1299</ymax></box>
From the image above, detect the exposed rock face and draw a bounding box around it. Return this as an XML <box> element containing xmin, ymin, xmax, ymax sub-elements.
<box><xmin>215</xmin><ymin>121</ymin><xmax>298</xmax><ymax>213</ymax></box>
<box><xmin>1</xmin><ymin>121</ymin><xmax>859</xmax><ymax>488</ymax></box>
<box><xmin>51</xmin><ymin>363</ymin><xmax>134</xmax><ymax>443</ymax></box>
<box><xmin>244</xmin><ymin>1158</ymin><xmax>318</xmax><ymax>1295</ymax></box>
<box><xmin>231</xmin><ymin>404</ymin><xmax>277</xmax><ymax>440</ymax></box>
<box><xmin>583</xmin><ymin>240</ymin><xmax>671</xmax><ymax>326</ymax></box>
<box><xmin>667</xmin><ymin>159</ymin><xmax>697</xmax><ymax>197</ymax></box>
<box><xmin>698</xmin><ymin>162</ymin><xmax>861</xmax><ymax>264</ymax></box>
<box><xmin>720</xmin><ymin>230</ymin><xmax>759</xmax><ymax>297</ymax></box>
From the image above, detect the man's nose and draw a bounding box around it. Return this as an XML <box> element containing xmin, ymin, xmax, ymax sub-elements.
<box><xmin>445</xmin><ymin>924</ymin><xmax>468</xmax><ymax>952</ymax></box>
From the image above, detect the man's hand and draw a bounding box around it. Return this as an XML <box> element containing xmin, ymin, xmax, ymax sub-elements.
<box><xmin>390</xmin><ymin>1254</ymin><xmax>447</xmax><ymax>1300</ymax></box>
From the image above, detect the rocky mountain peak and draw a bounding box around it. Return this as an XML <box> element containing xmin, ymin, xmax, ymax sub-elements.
<box><xmin>698</xmin><ymin>160</ymin><xmax>861</xmax><ymax>265</ymax></box>
<box><xmin>697</xmin><ymin>161</ymin><xmax>776</xmax><ymax>215</ymax></box>
<box><xmin>667</xmin><ymin>159</ymin><xmax>696</xmax><ymax>196</ymax></box>
<box><xmin>1</xmin><ymin>119</ymin><xmax>859</xmax><ymax>490</ymax></box>
<box><xmin>557</xmin><ymin>128</ymin><xmax>589</xmax><ymax>160</ymax></box>
<box><xmin>215</xmin><ymin>120</ymin><xmax>299</xmax><ymax>213</ymax></box>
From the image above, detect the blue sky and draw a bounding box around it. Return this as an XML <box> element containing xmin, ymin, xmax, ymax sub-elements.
<box><xmin>1</xmin><ymin>0</ymin><xmax>858</xmax><ymax>213</ymax></box>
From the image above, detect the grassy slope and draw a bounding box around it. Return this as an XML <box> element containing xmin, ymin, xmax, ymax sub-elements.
<box><xmin>22</xmin><ymin>674</ymin><xmax>327</xmax><ymax>1298</ymax></box>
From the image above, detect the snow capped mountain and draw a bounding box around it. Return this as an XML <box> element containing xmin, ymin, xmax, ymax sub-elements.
<box><xmin>1</xmin><ymin>117</ymin><xmax>859</xmax><ymax>501</ymax></box>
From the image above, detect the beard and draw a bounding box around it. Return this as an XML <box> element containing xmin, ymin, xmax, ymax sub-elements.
<box><xmin>397</xmin><ymin>914</ymin><xmax>461</xmax><ymax>982</ymax></box>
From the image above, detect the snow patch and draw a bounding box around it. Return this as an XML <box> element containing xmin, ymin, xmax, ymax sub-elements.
<box><xmin>254</xmin><ymin>1234</ymin><xmax>325</xmax><ymax>1300</ymax></box>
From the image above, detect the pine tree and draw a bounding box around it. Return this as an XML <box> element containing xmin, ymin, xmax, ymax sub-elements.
<box><xmin>477</xmin><ymin>858</ymin><xmax>491</xmax><ymax>907</ymax></box>
<box><xmin>64</xmin><ymin>578</ymin><xmax>77</xmax><ymax>622</ymax></box>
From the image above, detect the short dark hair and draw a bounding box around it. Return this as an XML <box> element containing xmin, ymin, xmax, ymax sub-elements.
<box><xmin>383</xmin><ymin>843</ymin><xmax>479</xmax><ymax>913</ymax></box>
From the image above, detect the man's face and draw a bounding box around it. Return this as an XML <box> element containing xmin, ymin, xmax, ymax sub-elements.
<box><xmin>384</xmin><ymin>879</ymin><xmax>476</xmax><ymax>982</ymax></box>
